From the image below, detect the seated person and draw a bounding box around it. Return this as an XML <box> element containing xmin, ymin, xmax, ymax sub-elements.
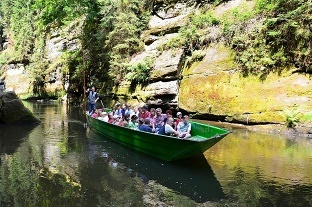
<box><xmin>177</xmin><ymin>115</ymin><xmax>191</xmax><ymax>139</ymax></box>
<box><xmin>138</xmin><ymin>118</ymin><xmax>153</xmax><ymax>133</ymax></box>
<box><xmin>163</xmin><ymin>109</ymin><xmax>173</xmax><ymax>124</ymax></box>
<box><xmin>123</xmin><ymin>113</ymin><xmax>130</xmax><ymax>122</ymax></box>
<box><xmin>154</xmin><ymin>108</ymin><xmax>165</xmax><ymax>131</ymax></box>
<box><xmin>114</xmin><ymin>103</ymin><xmax>123</xmax><ymax>118</ymax></box>
<box><xmin>122</xmin><ymin>121</ymin><xmax>129</xmax><ymax>127</ymax></box>
<box><xmin>114</xmin><ymin>115</ymin><xmax>123</xmax><ymax>126</ymax></box>
<box><xmin>137</xmin><ymin>107</ymin><xmax>143</xmax><ymax>120</ymax></box>
<box><xmin>91</xmin><ymin>109</ymin><xmax>99</xmax><ymax>118</ymax></box>
<box><xmin>158</xmin><ymin>117</ymin><xmax>178</xmax><ymax>136</ymax></box>
<box><xmin>128</xmin><ymin>115</ymin><xmax>138</xmax><ymax>130</ymax></box>
<box><xmin>175</xmin><ymin>112</ymin><xmax>183</xmax><ymax>129</ymax></box>
<box><xmin>149</xmin><ymin>108</ymin><xmax>156</xmax><ymax>125</ymax></box>
<box><xmin>108</xmin><ymin>113</ymin><xmax>114</xmax><ymax>123</ymax></box>
<box><xmin>98</xmin><ymin>111</ymin><xmax>109</xmax><ymax>122</ymax></box>
<box><xmin>121</xmin><ymin>103</ymin><xmax>126</xmax><ymax>117</ymax></box>
<box><xmin>125</xmin><ymin>103</ymin><xmax>134</xmax><ymax>117</ymax></box>
<box><xmin>140</xmin><ymin>105</ymin><xmax>151</xmax><ymax>120</ymax></box>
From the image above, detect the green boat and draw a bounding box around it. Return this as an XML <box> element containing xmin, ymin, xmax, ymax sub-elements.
<box><xmin>86</xmin><ymin>114</ymin><xmax>231</xmax><ymax>161</ymax></box>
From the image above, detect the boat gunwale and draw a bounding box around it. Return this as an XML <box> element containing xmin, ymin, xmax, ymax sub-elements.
<box><xmin>87</xmin><ymin>114</ymin><xmax>230</xmax><ymax>143</ymax></box>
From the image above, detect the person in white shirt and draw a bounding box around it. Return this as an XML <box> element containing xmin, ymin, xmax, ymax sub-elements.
<box><xmin>124</xmin><ymin>103</ymin><xmax>134</xmax><ymax>117</ymax></box>
<box><xmin>98</xmin><ymin>111</ymin><xmax>109</xmax><ymax>122</ymax></box>
<box><xmin>164</xmin><ymin>117</ymin><xmax>178</xmax><ymax>136</ymax></box>
<box><xmin>177</xmin><ymin>115</ymin><xmax>191</xmax><ymax>139</ymax></box>
<box><xmin>114</xmin><ymin>103</ymin><xmax>123</xmax><ymax>118</ymax></box>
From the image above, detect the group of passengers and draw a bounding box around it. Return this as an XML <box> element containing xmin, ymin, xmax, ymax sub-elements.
<box><xmin>90</xmin><ymin>103</ymin><xmax>191</xmax><ymax>139</ymax></box>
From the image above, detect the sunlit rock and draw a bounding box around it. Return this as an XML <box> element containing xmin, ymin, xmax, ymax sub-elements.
<box><xmin>151</xmin><ymin>48</ymin><xmax>183</xmax><ymax>81</ymax></box>
<box><xmin>179</xmin><ymin>44</ymin><xmax>312</xmax><ymax>124</ymax></box>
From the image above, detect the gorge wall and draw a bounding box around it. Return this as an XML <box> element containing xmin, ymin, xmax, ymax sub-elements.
<box><xmin>113</xmin><ymin>0</ymin><xmax>312</xmax><ymax>125</ymax></box>
<box><xmin>0</xmin><ymin>0</ymin><xmax>311</xmax><ymax>126</ymax></box>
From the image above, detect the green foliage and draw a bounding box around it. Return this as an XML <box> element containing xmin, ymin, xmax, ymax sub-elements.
<box><xmin>97</xmin><ymin>0</ymin><xmax>150</xmax><ymax>85</ymax></box>
<box><xmin>280</xmin><ymin>108</ymin><xmax>302</xmax><ymax>128</ymax></box>
<box><xmin>125</xmin><ymin>57</ymin><xmax>154</xmax><ymax>85</ymax></box>
<box><xmin>184</xmin><ymin>50</ymin><xmax>206</xmax><ymax>68</ymax></box>
<box><xmin>302</xmin><ymin>113</ymin><xmax>312</xmax><ymax>123</ymax></box>
<box><xmin>0</xmin><ymin>0</ymin><xmax>37</xmax><ymax>61</ymax></box>
<box><xmin>159</xmin><ymin>11</ymin><xmax>219</xmax><ymax>51</ymax></box>
<box><xmin>233</xmin><ymin>0</ymin><xmax>311</xmax><ymax>75</ymax></box>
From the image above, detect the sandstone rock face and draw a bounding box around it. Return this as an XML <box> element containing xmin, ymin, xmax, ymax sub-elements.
<box><xmin>114</xmin><ymin>4</ymin><xmax>190</xmax><ymax>108</ymax></box>
<box><xmin>115</xmin><ymin>80</ymin><xmax>178</xmax><ymax>107</ymax></box>
<box><xmin>1</xmin><ymin>21</ymin><xmax>81</xmax><ymax>97</ymax></box>
<box><xmin>4</xmin><ymin>64</ymin><xmax>31</xmax><ymax>95</ymax></box>
<box><xmin>0</xmin><ymin>91</ymin><xmax>40</xmax><ymax>123</ymax></box>
<box><xmin>179</xmin><ymin>44</ymin><xmax>312</xmax><ymax>124</ymax></box>
<box><xmin>151</xmin><ymin>48</ymin><xmax>183</xmax><ymax>81</ymax></box>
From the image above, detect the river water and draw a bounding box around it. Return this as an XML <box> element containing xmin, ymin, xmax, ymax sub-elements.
<box><xmin>0</xmin><ymin>102</ymin><xmax>312</xmax><ymax>207</ymax></box>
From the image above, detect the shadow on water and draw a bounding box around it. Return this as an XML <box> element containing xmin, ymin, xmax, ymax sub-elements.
<box><xmin>87</xmin><ymin>129</ymin><xmax>225</xmax><ymax>203</ymax></box>
<box><xmin>0</xmin><ymin>124</ymin><xmax>38</xmax><ymax>154</ymax></box>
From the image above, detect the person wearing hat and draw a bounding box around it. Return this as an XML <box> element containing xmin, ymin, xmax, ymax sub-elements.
<box><xmin>98</xmin><ymin>111</ymin><xmax>109</xmax><ymax>122</ymax></box>
<box><xmin>175</xmin><ymin>112</ymin><xmax>183</xmax><ymax>129</ymax></box>
<box><xmin>113</xmin><ymin>115</ymin><xmax>120</xmax><ymax>125</ymax></box>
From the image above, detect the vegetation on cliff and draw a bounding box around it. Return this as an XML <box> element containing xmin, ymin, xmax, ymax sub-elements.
<box><xmin>0</xmin><ymin>0</ymin><xmax>310</xmax><ymax>96</ymax></box>
<box><xmin>161</xmin><ymin>0</ymin><xmax>311</xmax><ymax>77</ymax></box>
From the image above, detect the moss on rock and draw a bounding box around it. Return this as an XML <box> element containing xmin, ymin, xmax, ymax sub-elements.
<box><xmin>179</xmin><ymin>44</ymin><xmax>312</xmax><ymax>124</ymax></box>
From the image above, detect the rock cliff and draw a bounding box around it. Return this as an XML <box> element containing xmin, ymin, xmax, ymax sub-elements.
<box><xmin>112</xmin><ymin>0</ymin><xmax>312</xmax><ymax>126</ymax></box>
<box><xmin>0</xmin><ymin>0</ymin><xmax>311</xmax><ymax>128</ymax></box>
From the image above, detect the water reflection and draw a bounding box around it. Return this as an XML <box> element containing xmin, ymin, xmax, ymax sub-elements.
<box><xmin>204</xmin><ymin>129</ymin><xmax>312</xmax><ymax>207</ymax></box>
<box><xmin>0</xmin><ymin>102</ymin><xmax>312</xmax><ymax>207</ymax></box>
<box><xmin>87</xmin><ymin>130</ymin><xmax>225</xmax><ymax>203</ymax></box>
<box><xmin>0</xmin><ymin>124</ymin><xmax>37</xmax><ymax>155</ymax></box>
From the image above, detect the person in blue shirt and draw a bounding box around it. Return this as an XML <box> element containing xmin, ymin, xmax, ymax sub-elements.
<box><xmin>138</xmin><ymin>118</ymin><xmax>154</xmax><ymax>133</ymax></box>
<box><xmin>114</xmin><ymin>103</ymin><xmax>122</xmax><ymax>118</ymax></box>
<box><xmin>177</xmin><ymin>115</ymin><xmax>192</xmax><ymax>139</ymax></box>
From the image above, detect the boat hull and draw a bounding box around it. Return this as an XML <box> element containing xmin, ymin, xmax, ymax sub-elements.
<box><xmin>86</xmin><ymin>115</ymin><xmax>230</xmax><ymax>161</ymax></box>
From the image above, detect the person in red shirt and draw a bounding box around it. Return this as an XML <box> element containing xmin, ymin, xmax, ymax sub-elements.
<box><xmin>175</xmin><ymin>112</ymin><xmax>183</xmax><ymax>129</ymax></box>
<box><xmin>140</xmin><ymin>105</ymin><xmax>151</xmax><ymax>120</ymax></box>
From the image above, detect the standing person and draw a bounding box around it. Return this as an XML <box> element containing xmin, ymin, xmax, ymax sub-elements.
<box><xmin>86</xmin><ymin>86</ymin><xmax>99</xmax><ymax>114</ymax></box>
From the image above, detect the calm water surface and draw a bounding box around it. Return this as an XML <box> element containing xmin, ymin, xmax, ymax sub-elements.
<box><xmin>0</xmin><ymin>102</ymin><xmax>312</xmax><ymax>207</ymax></box>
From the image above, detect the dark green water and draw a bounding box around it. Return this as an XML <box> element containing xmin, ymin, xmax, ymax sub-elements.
<box><xmin>0</xmin><ymin>102</ymin><xmax>312</xmax><ymax>207</ymax></box>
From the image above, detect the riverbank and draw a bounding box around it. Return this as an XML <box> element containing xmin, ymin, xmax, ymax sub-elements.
<box><xmin>195</xmin><ymin>119</ymin><xmax>312</xmax><ymax>139</ymax></box>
